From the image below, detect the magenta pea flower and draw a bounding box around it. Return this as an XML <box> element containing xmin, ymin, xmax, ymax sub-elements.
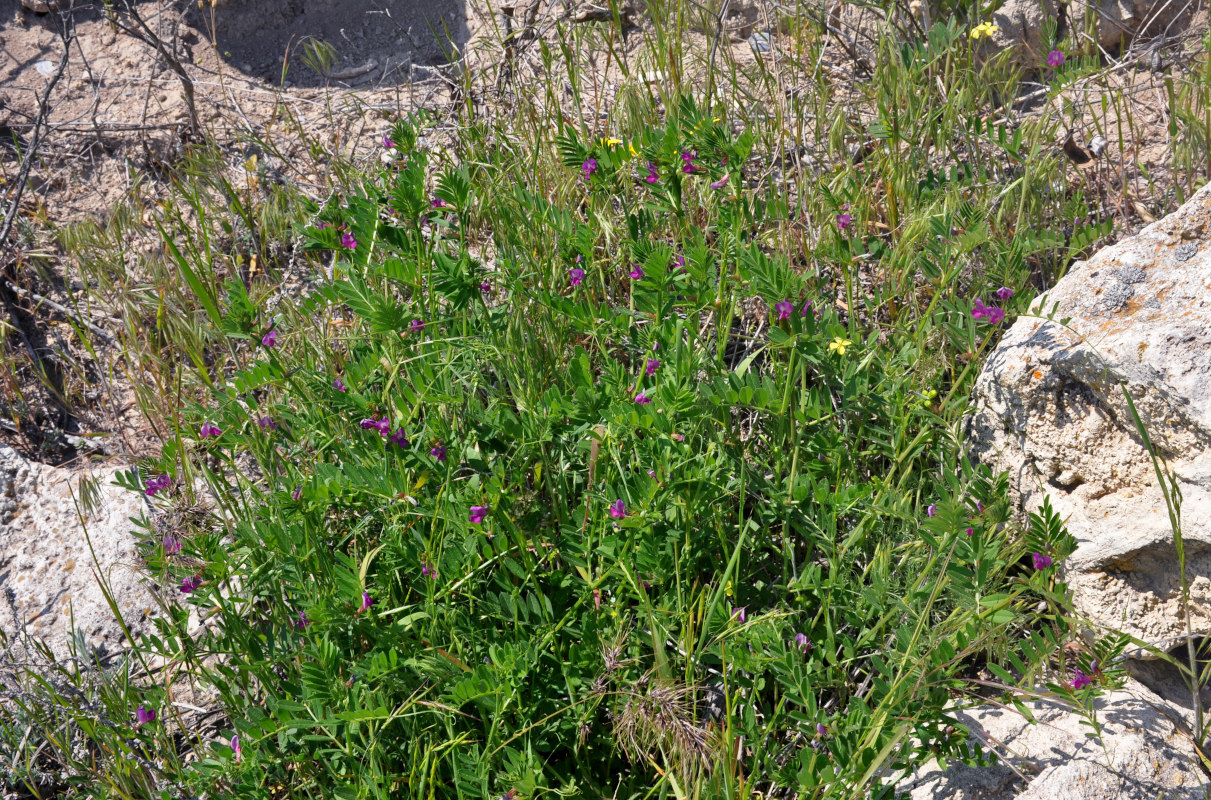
<box><xmin>180</xmin><ymin>575</ymin><xmax>202</xmax><ymax>594</ymax></box>
<box><xmin>162</xmin><ymin>534</ymin><xmax>182</xmax><ymax>555</ymax></box>
<box><xmin>199</xmin><ymin>421</ymin><xmax>221</xmax><ymax>438</ymax></box>
<box><xmin>647</xmin><ymin>469</ymin><xmax>656</xmax><ymax>478</ymax></box>
<box><xmin>145</xmin><ymin>475</ymin><xmax>172</xmax><ymax>497</ymax></box>
<box><xmin>469</xmin><ymin>505</ymin><xmax>488</xmax><ymax>524</ymax></box>
<box><xmin>581</xmin><ymin>158</ymin><xmax>598</xmax><ymax>180</ymax></box>
<box><xmin>732</xmin><ymin>606</ymin><xmax>746</xmax><ymax>623</ymax></box>
<box><xmin>965</xmin><ymin>527</ymin><xmax>974</xmax><ymax>536</ymax></box>
<box><xmin>341</xmin><ymin>232</ymin><xmax>358</xmax><ymax>250</ymax></box>
<box><xmin>381</xmin><ymin>134</ymin><xmax>395</xmax><ymax>149</ymax></box>
<box><xmin>258</xmin><ymin>416</ymin><xmax>276</xmax><ymax>430</ymax></box>
<box><xmin>135</xmin><ymin>705</ymin><xmax>156</xmax><ymax>727</ymax></box>
<box><xmin>985</xmin><ymin>306</ymin><xmax>1006</xmax><ymax>325</ymax></box>
<box><xmin>359</xmin><ymin>418</ymin><xmax>378</xmax><ymax>430</ymax></box>
<box><xmin>231</xmin><ymin>734</ymin><xmax>242</xmax><ymax>763</ymax></box>
<box><xmin>1070</xmin><ymin>668</ymin><xmax>1092</xmax><ymax>690</ymax></box>
<box><xmin>358</xmin><ymin>592</ymin><xmax>374</xmax><ymax>614</ymax></box>
<box><xmin>836</xmin><ymin>213</ymin><xmax>852</xmax><ymax>231</ymax></box>
<box><xmin>680</xmin><ymin>151</ymin><xmax>698</xmax><ymax>174</ymax></box>
<box><xmin>430</xmin><ymin>443</ymin><xmax>447</xmax><ymax>461</ymax></box>
<box><xmin>609</xmin><ymin>499</ymin><xmax>627</xmax><ymax>519</ymax></box>
<box><xmin>568</xmin><ymin>267</ymin><xmax>586</xmax><ymax>287</ymax></box>
<box><xmin>261</xmin><ymin>329</ymin><xmax>277</xmax><ymax>347</ymax></box>
<box><xmin>709</xmin><ymin>176</ymin><xmax>727</xmax><ymax>190</ymax></box>
<box><xmin>295</xmin><ymin>610</ymin><xmax>311</xmax><ymax>629</ymax></box>
<box><xmin>816</xmin><ymin>722</ymin><xmax>827</xmax><ymax>737</ymax></box>
<box><xmin>774</xmin><ymin>301</ymin><xmax>794</xmax><ymax>321</ymax></box>
<box><xmin>634</xmin><ymin>390</ymin><xmax>652</xmax><ymax>404</ymax></box>
<box><xmin>995</xmin><ymin>286</ymin><xmax>1014</xmax><ymax>302</ymax></box>
<box><xmin>421</xmin><ymin>560</ymin><xmax>436</xmax><ymax>579</ymax></box>
<box><xmin>1047</xmin><ymin>49</ymin><xmax>1065</xmax><ymax>68</ymax></box>
<box><xmin>333</xmin><ymin>378</ymin><xmax>347</xmax><ymax>392</ymax></box>
<box><xmin>410</xmin><ymin>319</ymin><xmax>425</xmax><ymax>334</ymax></box>
<box><xmin>794</xmin><ymin>632</ymin><xmax>811</xmax><ymax>652</ymax></box>
<box><xmin>644</xmin><ymin>162</ymin><xmax>659</xmax><ymax>184</ymax></box>
<box><xmin>388</xmin><ymin>427</ymin><xmax>409</xmax><ymax>448</ymax></box>
<box><xmin>645</xmin><ymin>358</ymin><xmax>659</xmax><ymax>376</ymax></box>
<box><xmin>800</xmin><ymin>299</ymin><xmax>812</xmax><ymax>317</ymax></box>
<box><xmin>480</xmin><ymin>281</ymin><xmax>491</xmax><ymax>292</ymax></box>
<box><xmin>292</xmin><ymin>485</ymin><xmax>302</xmax><ymax>500</ymax></box>
<box><xmin>926</xmin><ymin>503</ymin><xmax>937</xmax><ymax>518</ymax></box>
<box><xmin>629</xmin><ymin>264</ymin><xmax>644</xmax><ymax>279</ymax></box>
<box><xmin>1032</xmin><ymin>552</ymin><xmax>1053</xmax><ymax>570</ymax></box>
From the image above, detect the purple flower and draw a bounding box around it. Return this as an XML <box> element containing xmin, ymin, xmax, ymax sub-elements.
<box><xmin>568</xmin><ymin>267</ymin><xmax>586</xmax><ymax>287</ymax></box>
<box><xmin>431</xmin><ymin>196</ymin><xmax>446</xmax><ymax>209</ymax></box>
<box><xmin>231</xmin><ymin>734</ymin><xmax>242</xmax><ymax>763</ymax></box>
<box><xmin>816</xmin><ymin>722</ymin><xmax>827</xmax><ymax>737</ymax></box>
<box><xmin>135</xmin><ymin>705</ymin><xmax>156</xmax><ymax>727</ymax></box>
<box><xmin>800</xmin><ymin>300</ymin><xmax>812</xmax><ymax>317</ymax></box>
<box><xmin>1070</xmin><ymin>668</ymin><xmax>1092</xmax><ymax>691</ymax></box>
<box><xmin>995</xmin><ymin>286</ymin><xmax>1014</xmax><ymax>302</ymax></box>
<box><xmin>965</xmin><ymin>527</ymin><xmax>974</xmax><ymax>536</ymax></box>
<box><xmin>145</xmin><ymin>475</ymin><xmax>173</xmax><ymax>497</ymax></box>
<box><xmin>709</xmin><ymin>176</ymin><xmax>727</xmax><ymax>190</ymax></box>
<box><xmin>410</xmin><ymin>319</ymin><xmax>425</xmax><ymax>334</ymax></box>
<box><xmin>581</xmin><ymin>158</ymin><xmax>598</xmax><ymax>180</ymax></box>
<box><xmin>388</xmin><ymin>427</ymin><xmax>409</xmax><ymax>448</ymax></box>
<box><xmin>609</xmin><ymin>499</ymin><xmax>627</xmax><ymax>519</ymax></box>
<box><xmin>480</xmin><ymin>281</ymin><xmax>492</xmax><ymax>293</ymax></box>
<box><xmin>732</xmin><ymin>606</ymin><xmax>746</xmax><ymax>623</ymax></box>
<box><xmin>292</xmin><ymin>485</ymin><xmax>302</xmax><ymax>501</ymax></box>
<box><xmin>774</xmin><ymin>301</ymin><xmax>793</xmax><ymax>321</ymax></box>
<box><xmin>1032</xmin><ymin>552</ymin><xmax>1053</xmax><ymax>570</ymax></box>
<box><xmin>358</xmin><ymin>592</ymin><xmax>374</xmax><ymax>613</ymax></box>
<box><xmin>261</xmin><ymin>329</ymin><xmax>277</xmax><ymax>348</ymax></box>
<box><xmin>359</xmin><ymin>418</ymin><xmax>378</xmax><ymax>430</ymax></box>
<box><xmin>333</xmin><ymin>378</ymin><xmax>347</xmax><ymax>392</ymax></box>
<box><xmin>341</xmin><ymin>232</ymin><xmax>358</xmax><ymax>250</ymax></box>
<box><xmin>634</xmin><ymin>390</ymin><xmax>652</xmax><ymax>404</ymax></box>
<box><xmin>794</xmin><ymin>632</ymin><xmax>811</xmax><ymax>652</ymax></box>
<box><xmin>295</xmin><ymin>610</ymin><xmax>311</xmax><ymax>629</ymax></box>
<box><xmin>647</xmin><ymin>469</ymin><xmax>656</xmax><ymax>478</ymax></box>
<box><xmin>836</xmin><ymin>213</ymin><xmax>852</xmax><ymax>231</ymax></box>
<box><xmin>180</xmin><ymin>575</ymin><xmax>202</xmax><ymax>594</ymax></box>
<box><xmin>985</xmin><ymin>306</ymin><xmax>1006</xmax><ymax>325</ymax></box>
<box><xmin>469</xmin><ymin>505</ymin><xmax>489</xmax><ymax>524</ymax></box>
<box><xmin>381</xmin><ymin>134</ymin><xmax>395</xmax><ymax>149</ymax></box>
<box><xmin>926</xmin><ymin>503</ymin><xmax>937</xmax><ymax>518</ymax></box>
<box><xmin>629</xmin><ymin>264</ymin><xmax>644</xmax><ymax>280</ymax></box>
<box><xmin>680</xmin><ymin>151</ymin><xmax>698</xmax><ymax>174</ymax></box>
<box><xmin>645</xmin><ymin>358</ymin><xmax>660</xmax><ymax>376</ymax></box>
<box><xmin>971</xmin><ymin>298</ymin><xmax>989</xmax><ymax>319</ymax></box>
<box><xmin>674</xmin><ymin>255</ymin><xmax>686</xmax><ymax>271</ymax></box>
<box><xmin>430</xmin><ymin>443</ymin><xmax>447</xmax><ymax>461</ymax></box>
<box><xmin>1047</xmin><ymin>49</ymin><xmax>1065</xmax><ymax>68</ymax></box>
<box><xmin>199</xmin><ymin>421</ymin><xmax>221</xmax><ymax>438</ymax></box>
<box><xmin>162</xmin><ymin>534</ymin><xmax>181</xmax><ymax>555</ymax></box>
<box><xmin>258</xmin><ymin>416</ymin><xmax>276</xmax><ymax>430</ymax></box>
<box><xmin>421</xmin><ymin>561</ymin><xmax>436</xmax><ymax>579</ymax></box>
<box><xmin>644</xmin><ymin>162</ymin><xmax>659</xmax><ymax>184</ymax></box>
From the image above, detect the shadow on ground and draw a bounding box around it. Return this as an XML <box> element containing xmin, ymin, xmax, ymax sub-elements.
<box><xmin>188</xmin><ymin>0</ymin><xmax>469</xmax><ymax>87</ymax></box>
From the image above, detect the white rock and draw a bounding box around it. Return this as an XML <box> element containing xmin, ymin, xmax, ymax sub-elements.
<box><xmin>900</xmin><ymin>679</ymin><xmax>1208</xmax><ymax>799</ymax></box>
<box><xmin>0</xmin><ymin>446</ymin><xmax>158</xmax><ymax>660</ymax></box>
<box><xmin>967</xmin><ymin>181</ymin><xmax>1211</xmax><ymax>650</ymax></box>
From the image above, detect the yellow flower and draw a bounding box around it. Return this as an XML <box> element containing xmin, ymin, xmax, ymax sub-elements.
<box><xmin>628</xmin><ymin>143</ymin><xmax>640</xmax><ymax>158</ymax></box>
<box><xmin>828</xmin><ymin>337</ymin><xmax>853</xmax><ymax>356</ymax></box>
<box><xmin>970</xmin><ymin>21</ymin><xmax>998</xmax><ymax>40</ymax></box>
<box><xmin>600</xmin><ymin>137</ymin><xmax>622</xmax><ymax>148</ymax></box>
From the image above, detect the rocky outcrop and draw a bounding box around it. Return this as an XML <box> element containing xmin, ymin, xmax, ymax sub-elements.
<box><xmin>900</xmin><ymin>678</ymin><xmax>1208</xmax><ymax>799</ymax></box>
<box><xmin>0</xmin><ymin>446</ymin><xmax>157</xmax><ymax>660</ymax></box>
<box><xmin>967</xmin><ymin>181</ymin><xmax>1211</xmax><ymax>651</ymax></box>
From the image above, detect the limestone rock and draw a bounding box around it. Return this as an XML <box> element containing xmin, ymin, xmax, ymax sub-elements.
<box><xmin>0</xmin><ymin>446</ymin><xmax>157</xmax><ymax>660</ymax></box>
<box><xmin>1068</xmin><ymin>0</ymin><xmax>1192</xmax><ymax>51</ymax></box>
<box><xmin>987</xmin><ymin>0</ymin><xmax>1057</xmax><ymax>68</ymax></box>
<box><xmin>966</xmin><ymin>180</ymin><xmax>1211</xmax><ymax>651</ymax></box>
<box><xmin>900</xmin><ymin>679</ymin><xmax>1208</xmax><ymax>799</ymax></box>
